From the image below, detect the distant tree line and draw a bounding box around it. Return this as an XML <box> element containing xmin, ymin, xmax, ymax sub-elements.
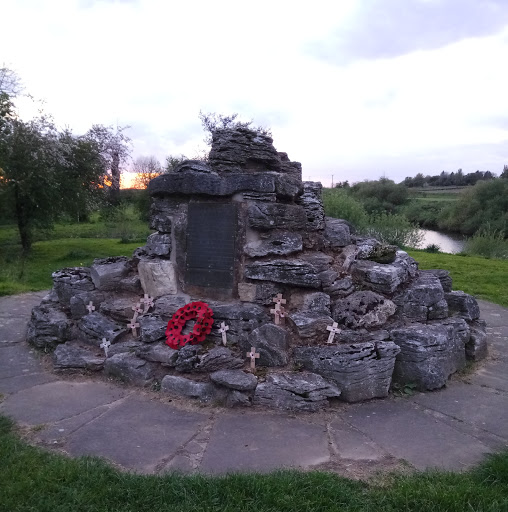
<box><xmin>402</xmin><ymin>168</ymin><xmax>503</xmax><ymax>188</ymax></box>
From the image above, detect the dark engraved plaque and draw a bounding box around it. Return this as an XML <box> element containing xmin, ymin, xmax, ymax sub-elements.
<box><xmin>185</xmin><ymin>202</ymin><xmax>237</xmax><ymax>289</ymax></box>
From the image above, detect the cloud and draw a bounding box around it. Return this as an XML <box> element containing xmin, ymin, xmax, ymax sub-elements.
<box><xmin>309</xmin><ymin>0</ymin><xmax>508</xmax><ymax>65</ymax></box>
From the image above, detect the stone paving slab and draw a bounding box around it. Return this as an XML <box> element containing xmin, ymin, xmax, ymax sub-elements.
<box><xmin>0</xmin><ymin>344</ymin><xmax>47</xmax><ymax>378</ymax></box>
<box><xmin>344</xmin><ymin>398</ymin><xmax>492</xmax><ymax>470</ymax></box>
<box><xmin>0</xmin><ymin>380</ymin><xmax>128</xmax><ymax>424</ymax></box>
<box><xmin>411</xmin><ymin>382</ymin><xmax>508</xmax><ymax>441</ymax></box>
<box><xmin>467</xmin><ymin>360</ymin><xmax>508</xmax><ymax>393</ymax></box>
<box><xmin>199</xmin><ymin>412</ymin><xmax>330</xmax><ymax>474</ymax></box>
<box><xmin>328</xmin><ymin>418</ymin><xmax>387</xmax><ymax>461</ymax></box>
<box><xmin>0</xmin><ymin>372</ymin><xmax>58</xmax><ymax>394</ymax></box>
<box><xmin>66</xmin><ymin>396</ymin><xmax>209</xmax><ymax>473</ymax></box>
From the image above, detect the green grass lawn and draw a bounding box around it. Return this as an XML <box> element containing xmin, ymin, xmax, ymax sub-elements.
<box><xmin>0</xmin><ymin>416</ymin><xmax>507</xmax><ymax>512</ymax></box>
<box><xmin>407</xmin><ymin>250</ymin><xmax>508</xmax><ymax>307</ymax></box>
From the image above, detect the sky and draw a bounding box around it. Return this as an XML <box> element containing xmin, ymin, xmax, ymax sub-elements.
<box><xmin>2</xmin><ymin>0</ymin><xmax>508</xmax><ymax>187</ymax></box>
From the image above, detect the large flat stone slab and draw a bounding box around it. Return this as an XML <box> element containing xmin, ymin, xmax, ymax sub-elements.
<box><xmin>329</xmin><ymin>418</ymin><xmax>387</xmax><ymax>461</ymax></box>
<box><xmin>0</xmin><ymin>344</ymin><xmax>46</xmax><ymax>379</ymax></box>
<box><xmin>0</xmin><ymin>380</ymin><xmax>127</xmax><ymax>424</ymax></box>
<box><xmin>66</xmin><ymin>396</ymin><xmax>208</xmax><ymax>473</ymax></box>
<box><xmin>0</xmin><ymin>372</ymin><xmax>58</xmax><ymax>394</ymax></box>
<box><xmin>345</xmin><ymin>398</ymin><xmax>492</xmax><ymax>470</ymax></box>
<box><xmin>411</xmin><ymin>382</ymin><xmax>508</xmax><ymax>441</ymax></box>
<box><xmin>478</xmin><ymin>300</ymin><xmax>508</xmax><ymax>328</ymax></box>
<box><xmin>199</xmin><ymin>412</ymin><xmax>329</xmax><ymax>473</ymax></box>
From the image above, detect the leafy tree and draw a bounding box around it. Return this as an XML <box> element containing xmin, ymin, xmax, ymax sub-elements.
<box><xmin>501</xmin><ymin>165</ymin><xmax>508</xmax><ymax>179</ymax></box>
<box><xmin>132</xmin><ymin>155</ymin><xmax>162</xmax><ymax>189</ymax></box>
<box><xmin>86</xmin><ymin>125</ymin><xmax>131</xmax><ymax>203</ymax></box>
<box><xmin>164</xmin><ymin>154</ymin><xmax>188</xmax><ymax>173</ymax></box>
<box><xmin>198</xmin><ymin>111</ymin><xmax>271</xmax><ymax>145</ymax></box>
<box><xmin>349</xmin><ymin>178</ymin><xmax>409</xmax><ymax>214</ymax></box>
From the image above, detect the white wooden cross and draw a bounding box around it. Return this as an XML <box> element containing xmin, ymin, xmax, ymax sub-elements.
<box><xmin>86</xmin><ymin>301</ymin><xmax>95</xmax><ymax>314</ymax></box>
<box><xmin>140</xmin><ymin>294</ymin><xmax>154</xmax><ymax>313</ymax></box>
<box><xmin>100</xmin><ymin>338</ymin><xmax>111</xmax><ymax>357</ymax></box>
<box><xmin>246</xmin><ymin>347</ymin><xmax>260</xmax><ymax>369</ymax></box>
<box><xmin>218</xmin><ymin>322</ymin><xmax>229</xmax><ymax>346</ymax></box>
<box><xmin>132</xmin><ymin>302</ymin><xmax>143</xmax><ymax>316</ymax></box>
<box><xmin>127</xmin><ymin>318</ymin><xmax>140</xmax><ymax>337</ymax></box>
<box><xmin>270</xmin><ymin>304</ymin><xmax>286</xmax><ymax>325</ymax></box>
<box><xmin>326</xmin><ymin>322</ymin><xmax>341</xmax><ymax>344</ymax></box>
<box><xmin>272</xmin><ymin>293</ymin><xmax>287</xmax><ymax>307</ymax></box>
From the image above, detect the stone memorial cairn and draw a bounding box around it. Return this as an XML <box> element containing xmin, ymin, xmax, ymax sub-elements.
<box><xmin>27</xmin><ymin>127</ymin><xmax>488</xmax><ymax>412</ymax></box>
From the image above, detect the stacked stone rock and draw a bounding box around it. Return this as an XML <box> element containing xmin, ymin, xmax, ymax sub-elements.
<box><xmin>26</xmin><ymin>127</ymin><xmax>488</xmax><ymax>412</ymax></box>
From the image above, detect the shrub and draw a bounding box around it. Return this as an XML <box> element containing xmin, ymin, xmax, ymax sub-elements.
<box><xmin>425</xmin><ymin>244</ymin><xmax>441</xmax><ymax>253</ymax></box>
<box><xmin>322</xmin><ymin>189</ymin><xmax>369</xmax><ymax>230</ymax></box>
<box><xmin>364</xmin><ymin>213</ymin><xmax>423</xmax><ymax>249</ymax></box>
<box><xmin>464</xmin><ymin>227</ymin><xmax>508</xmax><ymax>259</ymax></box>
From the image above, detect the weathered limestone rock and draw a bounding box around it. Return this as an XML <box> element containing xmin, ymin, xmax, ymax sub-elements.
<box><xmin>104</xmin><ymin>353</ymin><xmax>155</xmax><ymax>387</ymax></box>
<box><xmin>206</xmin><ymin>301</ymin><xmax>270</xmax><ymax>345</ymax></box>
<box><xmin>242</xmin><ymin>324</ymin><xmax>290</xmax><ymax>367</ymax></box>
<box><xmin>138</xmin><ymin>259</ymin><xmax>177</xmax><ymax>297</ymax></box>
<box><xmin>332</xmin><ymin>291</ymin><xmax>396</xmax><ymax>329</ymax></box>
<box><xmin>174</xmin><ymin>345</ymin><xmax>202</xmax><ymax>373</ymax></box>
<box><xmin>254</xmin><ymin>372</ymin><xmax>341</xmax><ymax>411</ymax></box>
<box><xmin>138</xmin><ymin>315</ymin><xmax>167</xmax><ymax>343</ymax></box>
<box><xmin>351</xmin><ymin>251</ymin><xmax>417</xmax><ymax>294</ymax></box>
<box><xmin>466</xmin><ymin>320</ymin><xmax>488</xmax><ymax>361</ymax></box>
<box><xmin>136</xmin><ymin>343</ymin><xmax>178</xmax><ymax>366</ymax></box>
<box><xmin>244</xmin><ymin>231</ymin><xmax>303</xmax><ymax>257</ymax></box>
<box><xmin>291</xmin><ymin>311</ymin><xmax>334</xmax><ymax>344</ymax></box>
<box><xmin>69</xmin><ymin>291</ymin><xmax>105</xmax><ymax>320</ymax></box>
<box><xmin>52</xmin><ymin>267</ymin><xmax>95</xmax><ymax>306</ymax></box>
<box><xmin>238</xmin><ymin>282</ymin><xmax>282</xmax><ymax>305</ymax></box>
<box><xmin>53</xmin><ymin>343</ymin><xmax>104</xmax><ymax>371</ymax></box>
<box><xmin>78</xmin><ymin>312</ymin><xmax>125</xmax><ymax>346</ymax></box>
<box><xmin>152</xmin><ymin>294</ymin><xmax>190</xmax><ymax>320</ymax></box>
<box><xmin>245</xmin><ymin>259</ymin><xmax>321</xmax><ymax>288</ymax></box>
<box><xmin>99</xmin><ymin>296</ymin><xmax>143</xmax><ymax>322</ymax></box>
<box><xmin>90</xmin><ymin>257</ymin><xmax>131</xmax><ymax>291</ymax></box>
<box><xmin>108</xmin><ymin>340</ymin><xmax>144</xmax><ymax>357</ymax></box>
<box><xmin>277</xmin><ymin>151</ymin><xmax>302</xmax><ymax>180</ymax></box>
<box><xmin>297</xmin><ymin>182</ymin><xmax>325</xmax><ymax>231</ymax></box>
<box><xmin>300</xmin><ymin>252</ymin><xmax>333</xmax><ymax>273</ymax></box>
<box><xmin>324</xmin><ymin>218</ymin><xmax>351</xmax><ymax>248</ymax></box>
<box><xmin>210</xmin><ymin>370</ymin><xmax>258</xmax><ymax>391</ymax></box>
<box><xmin>421</xmin><ymin>269</ymin><xmax>453</xmax><ymax>292</ymax></box>
<box><xmin>208</xmin><ymin>128</ymin><xmax>281</xmax><ymax>173</ymax></box>
<box><xmin>195</xmin><ymin>347</ymin><xmax>244</xmax><ymax>372</ymax></box>
<box><xmin>291</xmin><ymin>291</ymin><xmax>331</xmax><ymax>314</ymax></box>
<box><xmin>247</xmin><ymin>202</ymin><xmax>307</xmax><ymax>231</ymax></box>
<box><xmin>446</xmin><ymin>291</ymin><xmax>481</xmax><ymax>320</ymax></box>
<box><xmin>27</xmin><ymin>305</ymin><xmax>72</xmax><ymax>349</ymax></box>
<box><xmin>294</xmin><ymin>342</ymin><xmax>400</xmax><ymax>402</ymax></box>
<box><xmin>161</xmin><ymin>375</ymin><xmax>215</xmax><ymax>401</ymax></box>
<box><xmin>323</xmin><ymin>275</ymin><xmax>355</xmax><ymax>299</ymax></box>
<box><xmin>144</xmin><ymin>232</ymin><xmax>172</xmax><ymax>257</ymax></box>
<box><xmin>390</xmin><ymin>322</ymin><xmax>468</xmax><ymax>391</ymax></box>
<box><xmin>394</xmin><ymin>273</ymin><xmax>446</xmax><ymax>322</ymax></box>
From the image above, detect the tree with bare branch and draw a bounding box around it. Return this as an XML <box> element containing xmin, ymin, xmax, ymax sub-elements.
<box><xmin>132</xmin><ymin>155</ymin><xmax>162</xmax><ymax>189</ymax></box>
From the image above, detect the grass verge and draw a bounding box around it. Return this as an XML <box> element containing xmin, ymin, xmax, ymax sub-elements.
<box><xmin>0</xmin><ymin>416</ymin><xmax>507</xmax><ymax>511</ymax></box>
<box><xmin>407</xmin><ymin>250</ymin><xmax>508</xmax><ymax>307</ymax></box>
<box><xmin>0</xmin><ymin>238</ymin><xmax>141</xmax><ymax>296</ymax></box>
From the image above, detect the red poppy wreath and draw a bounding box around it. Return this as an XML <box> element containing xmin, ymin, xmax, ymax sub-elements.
<box><xmin>165</xmin><ymin>301</ymin><xmax>214</xmax><ymax>349</ymax></box>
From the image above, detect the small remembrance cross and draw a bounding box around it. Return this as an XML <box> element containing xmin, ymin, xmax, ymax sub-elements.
<box><xmin>100</xmin><ymin>338</ymin><xmax>111</xmax><ymax>356</ymax></box>
<box><xmin>326</xmin><ymin>322</ymin><xmax>341</xmax><ymax>344</ymax></box>
<box><xmin>128</xmin><ymin>318</ymin><xmax>140</xmax><ymax>337</ymax></box>
<box><xmin>218</xmin><ymin>322</ymin><xmax>229</xmax><ymax>346</ymax></box>
<box><xmin>132</xmin><ymin>303</ymin><xmax>143</xmax><ymax>316</ymax></box>
<box><xmin>86</xmin><ymin>301</ymin><xmax>95</xmax><ymax>314</ymax></box>
<box><xmin>272</xmin><ymin>293</ymin><xmax>287</xmax><ymax>306</ymax></box>
<box><xmin>270</xmin><ymin>304</ymin><xmax>286</xmax><ymax>325</ymax></box>
<box><xmin>140</xmin><ymin>294</ymin><xmax>154</xmax><ymax>313</ymax></box>
<box><xmin>246</xmin><ymin>347</ymin><xmax>260</xmax><ymax>369</ymax></box>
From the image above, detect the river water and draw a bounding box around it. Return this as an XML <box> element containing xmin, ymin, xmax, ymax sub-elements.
<box><xmin>416</xmin><ymin>229</ymin><xmax>466</xmax><ymax>254</ymax></box>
